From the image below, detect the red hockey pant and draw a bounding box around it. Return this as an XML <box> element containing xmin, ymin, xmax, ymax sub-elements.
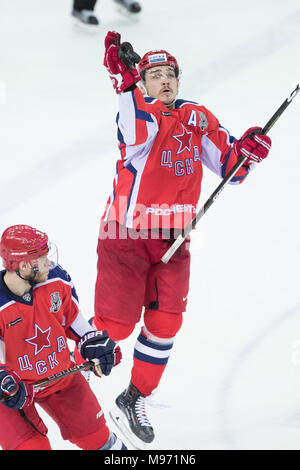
<box><xmin>0</xmin><ymin>373</ymin><xmax>109</xmax><ymax>450</ymax></box>
<box><xmin>93</xmin><ymin>221</ymin><xmax>191</xmax><ymax>395</ymax></box>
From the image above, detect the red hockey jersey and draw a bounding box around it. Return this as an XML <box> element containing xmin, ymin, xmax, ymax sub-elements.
<box><xmin>0</xmin><ymin>266</ymin><xmax>92</xmax><ymax>398</ymax></box>
<box><xmin>102</xmin><ymin>86</ymin><xmax>253</xmax><ymax>230</ymax></box>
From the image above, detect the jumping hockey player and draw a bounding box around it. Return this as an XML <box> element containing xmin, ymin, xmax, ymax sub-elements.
<box><xmin>86</xmin><ymin>31</ymin><xmax>272</xmax><ymax>447</ymax></box>
<box><xmin>0</xmin><ymin>225</ymin><xmax>125</xmax><ymax>450</ymax></box>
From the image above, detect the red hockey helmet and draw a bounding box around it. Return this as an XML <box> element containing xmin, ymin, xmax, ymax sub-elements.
<box><xmin>138</xmin><ymin>50</ymin><xmax>179</xmax><ymax>76</ymax></box>
<box><xmin>0</xmin><ymin>225</ymin><xmax>50</xmax><ymax>271</ymax></box>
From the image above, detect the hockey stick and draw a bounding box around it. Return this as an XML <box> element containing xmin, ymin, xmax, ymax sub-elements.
<box><xmin>0</xmin><ymin>360</ymin><xmax>98</xmax><ymax>403</ymax></box>
<box><xmin>161</xmin><ymin>84</ymin><xmax>300</xmax><ymax>264</ymax></box>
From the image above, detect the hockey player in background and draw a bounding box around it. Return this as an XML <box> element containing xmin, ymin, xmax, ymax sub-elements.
<box><xmin>72</xmin><ymin>0</ymin><xmax>141</xmax><ymax>27</ymax></box>
<box><xmin>0</xmin><ymin>225</ymin><xmax>125</xmax><ymax>450</ymax></box>
<box><xmin>89</xmin><ymin>31</ymin><xmax>272</xmax><ymax>446</ymax></box>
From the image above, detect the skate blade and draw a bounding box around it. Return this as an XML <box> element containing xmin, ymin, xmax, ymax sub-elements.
<box><xmin>71</xmin><ymin>17</ymin><xmax>100</xmax><ymax>33</ymax></box>
<box><xmin>114</xmin><ymin>5</ymin><xmax>141</xmax><ymax>20</ymax></box>
<box><xmin>109</xmin><ymin>406</ymin><xmax>149</xmax><ymax>451</ymax></box>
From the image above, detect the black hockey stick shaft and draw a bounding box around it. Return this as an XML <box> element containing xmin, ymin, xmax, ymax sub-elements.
<box><xmin>31</xmin><ymin>360</ymin><xmax>96</xmax><ymax>387</ymax></box>
<box><xmin>161</xmin><ymin>84</ymin><xmax>299</xmax><ymax>264</ymax></box>
<box><xmin>0</xmin><ymin>360</ymin><xmax>96</xmax><ymax>403</ymax></box>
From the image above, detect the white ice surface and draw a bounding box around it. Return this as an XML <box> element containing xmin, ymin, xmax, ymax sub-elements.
<box><xmin>0</xmin><ymin>0</ymin><xmax>300</xmax><ymax>450</ymax></box>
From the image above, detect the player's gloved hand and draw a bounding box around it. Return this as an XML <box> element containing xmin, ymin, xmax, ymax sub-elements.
<box><xmin>0</xmin><ymin>366</ymin><xmax>34</xmax><ymax>409</ymax></box>
<box><xmin>103</xmin><ymin>30</ymin><xmax>141</xmax><ymax>94</ymax></box>
<box><xmin>234</xmin><ymin>127</ymin><xmax>272</xmax><ymax>165</ymax></box>
<box><xmin>77</xmin><ymin>330</ymin><xmax>122</xmax><ymax>377</ymax></box>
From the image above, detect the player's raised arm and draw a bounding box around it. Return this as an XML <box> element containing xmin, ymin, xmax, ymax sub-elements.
<box><xmin>103</xmin><ymin>30</ymin><xmax>141</xmax><ymax>95</ymax></box>
<box><xmin>103</xmin><ymin>31</ymin><xmax>159</xmax><ymax>147</ymax></box>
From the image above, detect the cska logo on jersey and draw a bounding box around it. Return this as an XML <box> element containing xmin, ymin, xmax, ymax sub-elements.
<box><xmin>172</xmin><ymin>124</ymin><xmax>192</xmax><ymax>155</ymax></box>
<box><xmin>25</xmin><ymin>323</ymin><xmax>52</xmax><ymax>356</ymax></box>
<box><xmin>50</xmin><ymin>292</ymin><xmax>62</xmax><ymax>313</ymax></box>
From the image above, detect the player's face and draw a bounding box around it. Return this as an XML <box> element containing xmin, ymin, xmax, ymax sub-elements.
<box><xmin>20</xmin><ymin>256</ymin><xmax>51</xmax><ymax>284</ymax></box>
<box><xmin>33</xmin><ymin>243</ymin><xmax>58</xmax><ymax>283</ymax></box>
<box><xmin>33</xmin><ymin>256</ymin><xmax>51</xmax><ymax>283</ymax></box>
<box><xmin>144</xmin><ymin>65</ymin><xmax>179</xmax><ymax>108</ymax></box>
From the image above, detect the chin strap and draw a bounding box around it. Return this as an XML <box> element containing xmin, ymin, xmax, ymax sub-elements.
<box><xmin>15</xmin><ymin>266</ymin><xmax>39</xmax><ymax>287</ymax></box>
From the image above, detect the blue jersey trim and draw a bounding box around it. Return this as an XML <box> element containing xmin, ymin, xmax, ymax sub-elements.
<box><xmin>116</xmin><ymin>113</ymin><xmax>125</xmax><ymax>144</ymax></box>
<box><xmin>221</xmin><ymin>148</ymin><xmax>249</xmax><ymax>182</ymax></box>
<box><xmin>47</xmin><ymin>265</ymin><xmax>79</xmax><ymax>303</ymax></box>
<box><xmin>123</xmin><ymin>162</ymin><xmax>137</xmax><ymax>226</ymax></box>
<box><xmin>0</xmin><ymin>270</ymin><xmax>33</xmax><ymax>306</ymax></box>
<box><xmin>175</xmin><ymin>99</ymin><xmax>199</xmax><ymax>108</ymax></box>
<box><xmin>132</xmin><ymin>91</ymin><xmax>154</xmax><ymax>122</ymax></box>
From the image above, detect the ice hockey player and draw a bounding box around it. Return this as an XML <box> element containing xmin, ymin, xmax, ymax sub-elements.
<box><xmin>72</xmin><ymin>0</ymin><xmax>141</xmax><ymax>27</ymax></box>
<box><xmin>0</xmin><ymin>225</ymin><xmax>125</xmax><ymax>450</ymax></box>
<box><xmin>88</xmin><ymin>31</ymin><xmax>272</xmax><ymax>446</ymax></box>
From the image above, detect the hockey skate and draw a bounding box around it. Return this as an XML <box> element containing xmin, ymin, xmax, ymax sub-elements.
<box><xmin>114</xmin><ymin>0</ymin><xmax>142</xmax><ymax>14</ymax></box>
<box><xmin>109</xmin><ymin>383</ymin><xmax>154</xmax><ymax>450</ymax></box>
<box><xmin>71</xmin><ymin>9</ymin><xmax>100</xmax><ymax>30</ymax></box>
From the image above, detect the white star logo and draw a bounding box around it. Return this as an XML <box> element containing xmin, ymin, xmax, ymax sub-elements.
<box><xmin>25</xmin><ymin>323</ymin><xmax>52</xmax><ymax>357</ymax></box>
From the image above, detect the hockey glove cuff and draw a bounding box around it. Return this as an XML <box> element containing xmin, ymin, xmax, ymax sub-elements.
<box><xmin>234</xmin><ymin>126</ymin><xmax>272</xmax><ymax>165</ymax></box>
<box><xmin>77</xmin><ymin>330</ymin><xmax>122</xmax><ymax>377</ymax></box>
<box><xmin>0</xmin><ymin>366</ymin><xmax>34</xmax><ymax>409</ymax></box>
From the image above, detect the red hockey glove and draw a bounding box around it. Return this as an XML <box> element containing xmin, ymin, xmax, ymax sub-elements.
<box><xmin>0</xmin><ymin>366</ymin><xmax>34</xmax><ymax>409</ymax></box>
<box><xmin>234</xmin><ymin>127</ymin><xmax>272</xmax><ymax>165</ymax></box>
<box><xmin>103</xmin><ymin>30</ymin><xmax>141</xmax><ymax>94</ymax></box>
<box><xmin>77</xmin><ymin>330</ymin><xmax>122</xmax><ymax>377</ymax></box>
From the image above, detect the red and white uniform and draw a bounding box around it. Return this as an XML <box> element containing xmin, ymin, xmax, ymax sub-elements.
<box><xmin>0</xmin><ymin>265</ymin><xmax>91</xmax><ymax>398</ymax></box>
<box><xmin>0</xmin><ymin>265</ymin><xmax>113</xmax><ymax>450</ymax></box>
<box><xmin>102</xmin><ymin>86</ymin><xmax>253</xmax><ymax>230</ymax></box>
<box><xmin>95</xmin><ymin>85</ymin><xmax>253</xmax><ymax>397</ymax></box>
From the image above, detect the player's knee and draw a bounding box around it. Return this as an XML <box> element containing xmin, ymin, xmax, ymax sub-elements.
<box><xmin>92</xmin><ymin>316</ymin><xmax>136</xmax><ymax>341</ymax></box>
<box><xmin>144</xmin><ymin>309</ymin><xmax>183</xmax><ymax>339</ymax></box>
<box><xmin>15</xmin><ymin>434</ymin><xmax>52</xmax><ymax>450</ymax></box>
